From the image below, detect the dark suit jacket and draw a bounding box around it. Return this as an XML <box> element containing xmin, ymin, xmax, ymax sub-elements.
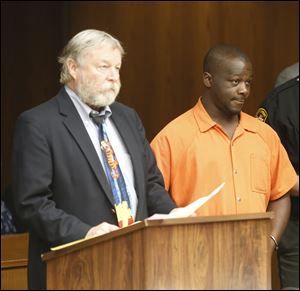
<box><xmin>11</xmin><ymin>87</ymin><xmax>176</xmax><ymax>290</ymax></box>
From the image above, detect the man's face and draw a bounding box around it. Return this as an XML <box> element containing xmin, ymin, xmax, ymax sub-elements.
<box><xmin>74</xmin><ymin>45</ymin><xmax>122</xmax><ymax>108</ymax></box>
<box><xmin>209</xmin><ymin>57</ymin><xmax>253</xmax><ymax>116</ymax></box>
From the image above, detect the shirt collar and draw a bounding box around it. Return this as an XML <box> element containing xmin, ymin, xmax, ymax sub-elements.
<box><xmin>193</xmin><ymin>97</ymin><xmax>216</xmax><ymax>132</ymax></box>
<box><xmin>239</xmin><ymin>112</ymin><xmax>258</xmax><ymax>133</ymax></box>
<box><xmin>193</xmin><ymin>97</ymin><xmax>257</xmax><ymax>133</ymax></box>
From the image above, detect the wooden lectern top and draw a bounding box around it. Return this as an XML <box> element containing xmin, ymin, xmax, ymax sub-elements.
<box><xmin>42</xmin><ymin>212</ymin><xmax>273</xmax><ymax>263</ymax></box>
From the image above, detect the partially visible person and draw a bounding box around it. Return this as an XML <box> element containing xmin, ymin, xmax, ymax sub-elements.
<box><xmin>151</xmin><ymin>44</ymin><xmax>298</xmax><ymax>258</ymax></box>
<box><xmin>256</xmin><ymin>76</ymin><xmax>299</xmax><ymax>289</ymax></box>
<box><xmin>11</xmin><ymin>29</ymin><xmax>179</xmax><ymax>290</ymax></box>
<box><xmin>275</xmin><ymin>62</ymin><xmax>299</xmax><ymax>87</ymax></box>
<box><xmin>1</xmin><ymin>200</ymin><xmax>16</xmax><ymax>234</ymax></box>
<box><xmin>2</xmin><ymin>184</ymin><xmax>27</xmax><ymax>233</ymax></box>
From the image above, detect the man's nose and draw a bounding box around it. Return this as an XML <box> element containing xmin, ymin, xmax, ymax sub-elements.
<box><xmin>107</xmin><ymin>68</ymin><xmax>119</xmax><ymax>81</ymax></box>
<box><xmin>238</xmin><ymin>82</ymin><xmax>249</xmax><ymax>94</ymax></box>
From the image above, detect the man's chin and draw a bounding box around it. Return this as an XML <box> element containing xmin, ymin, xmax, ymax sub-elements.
<box><xmin>93</xmin><ymin>94</ymin><xmax>117</xmax><ymax>107</ymax></box>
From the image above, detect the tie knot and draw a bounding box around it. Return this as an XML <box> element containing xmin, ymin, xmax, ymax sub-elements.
<box><xmin>89</xmin><ymin>111</ymin><xmax>106</xmax><ymax>126</ymax></box>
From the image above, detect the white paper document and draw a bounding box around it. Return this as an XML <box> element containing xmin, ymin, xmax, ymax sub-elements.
<box><xmin>147</xmin><ymin>182</ymin><xmax>225</xmax><ymax>220</ymax></box>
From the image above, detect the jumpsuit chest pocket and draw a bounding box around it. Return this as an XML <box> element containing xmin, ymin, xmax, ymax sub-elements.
<box><xmin>250</xmin><ymin>153</ymin><xmax>270</xmax><ymax>194</ymax></box>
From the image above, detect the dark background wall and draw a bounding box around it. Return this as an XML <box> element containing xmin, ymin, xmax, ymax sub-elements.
<box><xmin>1</xmin><ymin>1</ymin><xmax>299</xmax><ymax>192</ymax></box>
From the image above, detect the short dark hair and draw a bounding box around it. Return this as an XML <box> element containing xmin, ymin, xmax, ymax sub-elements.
<box><xmin>203</xmin><ymin>44</ymin><xmax>250</xmax><ymax>73</ymax></box>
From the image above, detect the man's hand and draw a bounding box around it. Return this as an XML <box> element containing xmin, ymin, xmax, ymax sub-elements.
<box><xmin>85</xmin><ymin>222</ymin><xmax>119</xmax><ymax>239</ymax></box>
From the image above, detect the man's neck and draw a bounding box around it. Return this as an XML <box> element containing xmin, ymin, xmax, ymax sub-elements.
<box><xmin>89</xmin><ymin>105</ymin><xmax>104</xmax><ymax>113</ymax></box>
<box><xmin>201</xmin><ymin>95</ymin><xmax>240</xmax><ymax>139</ymax></box>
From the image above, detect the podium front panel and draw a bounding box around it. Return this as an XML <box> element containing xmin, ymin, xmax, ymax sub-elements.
<box><xmin>45</xmin><ymin>213</ymin><xmax>272</xmax><ymax>290</ymax></box>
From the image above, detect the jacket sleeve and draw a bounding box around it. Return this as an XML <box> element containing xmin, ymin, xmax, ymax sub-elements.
<box><xmin>11</xmin><ymin>115</ymin><xmax>90</xmax><ymax>247</ymax></box>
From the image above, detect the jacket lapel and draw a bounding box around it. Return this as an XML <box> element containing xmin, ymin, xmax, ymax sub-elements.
<box><xmin>56</xmin><ymin>89</ymin><xmax>115</xmax><ymax>206</ymax></box>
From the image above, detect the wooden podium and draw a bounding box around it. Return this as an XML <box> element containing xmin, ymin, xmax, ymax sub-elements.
<box><xmin>42</xmin><ymin>213</ymin><xmax>273</xmax><ymax>290</ymax></box>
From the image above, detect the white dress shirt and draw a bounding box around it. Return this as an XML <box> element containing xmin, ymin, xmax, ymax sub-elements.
<box><xmin>65</xmin><ymin>86</ymin><xmax>138</xmax><ymax>218</ymax></box>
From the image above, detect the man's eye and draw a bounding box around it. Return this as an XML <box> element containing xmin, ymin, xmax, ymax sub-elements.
<box><xmin>232</xmin><ymin>80</ymin><xmax>239</xmax><ymax>85</ymax></box>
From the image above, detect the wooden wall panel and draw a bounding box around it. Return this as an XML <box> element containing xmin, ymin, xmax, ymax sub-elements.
<box><xmin>1</xmin><ymin>1</ymin><xmax>299</xmax><ymax>193</ymax></box>
<box><xmin>66</xmin><ymin>1</ymin><xmax>299</xmax><ymax>139</ymax></box>
<box><xmin>1</xmin><ymin>1</ymin><xmax>65</xmax><ymax>192</ymax></box>
<box><xmin>1</xmin><ymin>233</ymin><xmax>29</xmax><ymax>290</ymax></box>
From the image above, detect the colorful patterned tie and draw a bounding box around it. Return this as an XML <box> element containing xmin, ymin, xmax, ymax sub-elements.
<box><xmin>90</xmin><ymin>111</ymin><xmax>134</xmax><ymax>228</ymax></box>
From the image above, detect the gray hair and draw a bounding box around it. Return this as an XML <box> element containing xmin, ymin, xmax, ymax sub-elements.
<box><xmin>58</xmin><ymin>29</ymin><xmax>125</xmax><ymax>84</ymax></box>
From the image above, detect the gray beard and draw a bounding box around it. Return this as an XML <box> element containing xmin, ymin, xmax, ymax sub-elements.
<box><xmin>80</xmin><ymin>91</ymin><xmax>118</xmax><ymax>108</ymax></box>
<box><xmin>76</xmin><ymin>82</ymin><xmax>120</xmax><ymax>108</ymax></box>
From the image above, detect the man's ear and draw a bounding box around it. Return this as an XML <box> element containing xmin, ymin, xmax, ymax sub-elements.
<box><xmin>66</xmin><ymin>58</ymin><xmax>78</xmax><ymax>80</ymax></box>
<box><xmin>203</xmin><ymin>72</ymin><xmax>212</xmax><ymax>88</ymax></box>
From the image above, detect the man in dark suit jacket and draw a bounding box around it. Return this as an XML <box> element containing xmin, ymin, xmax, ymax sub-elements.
<box><xmin>11</xmin><ymin>29</ymin><xmax>177</xmax><ymax>290</ymax></box>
